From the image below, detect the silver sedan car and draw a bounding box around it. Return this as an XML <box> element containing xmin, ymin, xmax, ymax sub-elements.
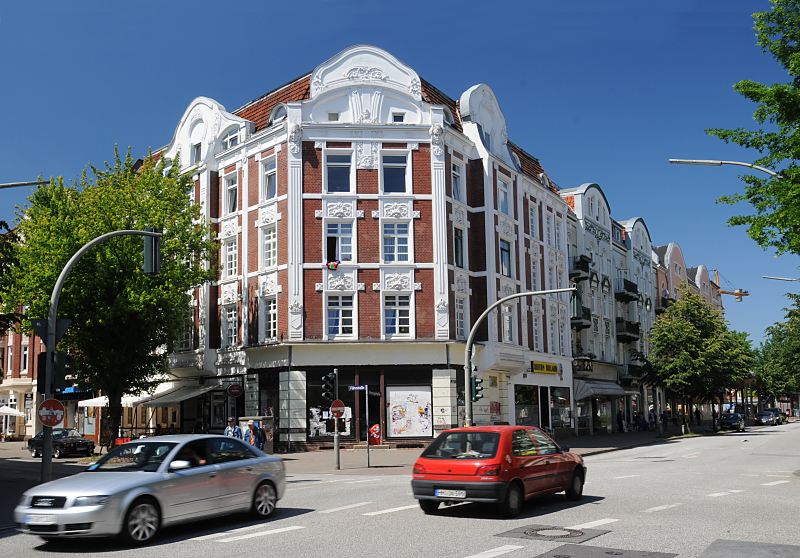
<box><xmin>15</xmin><ymin>434</ymin><xmax>285</xmax><ymax>544</ymax></box>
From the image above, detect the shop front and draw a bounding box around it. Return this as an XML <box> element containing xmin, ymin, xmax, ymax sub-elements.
<box><xmin>143</xmin><ymin>381</ymin><xmax>244</xmax><ymax>435</ymax></box>
<box><xmin>511</xmin><ymin>360</ymin><xmax>574</xmax><ymax>437</ymax></box>
<box><xmin>574</xmin><ymin>379</ymin><xmax>625</xmax><ymax>434</ymax></box>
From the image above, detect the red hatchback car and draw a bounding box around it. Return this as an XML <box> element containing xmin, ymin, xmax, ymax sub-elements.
<box><xmin>411</xmin><ymin>425</ymin><xmax>586</xmax><ymax>517</ymax></box>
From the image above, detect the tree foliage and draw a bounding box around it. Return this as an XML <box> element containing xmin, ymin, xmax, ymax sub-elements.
<box><xmin>0</xmin><ymin>149</ymin><xmax>216</xmax><ymax>441</ymax></box>
<box><xmin>755</xmin><ymin>293</ymin><xmax>800</xmax><ymax>401</ymax></box>
<box><xmin>707</xmin><ymin>0</ymin><xmax>800</xmax><ymax>255</ymax></box>
<box><xmin>649</xmin><ymin>290</ymin><xmax>754</xmax><ymax>401</ymax></box>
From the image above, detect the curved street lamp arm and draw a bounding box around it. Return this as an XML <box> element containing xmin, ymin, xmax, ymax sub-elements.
<box><xmin>668</xmin><ymin>159</ymin><xmax>781</xmax><ymax>178</ymax></box>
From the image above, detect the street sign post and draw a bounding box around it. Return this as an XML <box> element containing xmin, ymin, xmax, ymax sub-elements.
<box><xmin>348</xmin><ymin>385</ymin><xmax>371</xmax><ymax>467</ymax></box>
<box><xmin>332</xmin><ymin>369</ymin><xmax>340</xmax><ymax>470</ymax></box>
<box><xmin>37</xmin><ymin>399</ymin><xmax>65</xmax><ymax>428</ymax></box>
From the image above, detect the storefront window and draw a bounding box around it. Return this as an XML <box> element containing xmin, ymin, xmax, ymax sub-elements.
<box><xmin>550</xmin><ymin>387</ymin><xmax>572</xmax><ymax>428</ymax></box>
<box><xmin>306</xmin><ymin>369</ymin><xmax>356</xmax><ymax>439</ymax></box>
<box><xmin>514</xmin><ymin>385</ymin><xmax>539</xmax><ymax>426</ymax></box>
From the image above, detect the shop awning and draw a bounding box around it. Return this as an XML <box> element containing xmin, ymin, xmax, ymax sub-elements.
<box><xmin>574</xmin><ymin>380</ymin><xmax>626</xmax><ymax>401</ymax></box>
<box><xmin>77</xmin><ymin>395</ymin><xmax>148</xmax><ymax>408</ymax></box>
<box><xmin>143</xmin><ymin>384</ymin><xmax>219</xmax><ymax>408</ymax></box>
<box><xmin>0</xmin><ymin>405</ymin><xmax>24</xmax><ymax>417</ymax></box>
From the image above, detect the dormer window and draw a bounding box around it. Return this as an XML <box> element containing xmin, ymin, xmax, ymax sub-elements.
<box><xmin>270</xmin><ymin>104</ymin><xmax>287</xmax><ymax>124</ymax></box>
<box><xmin>443</xmin><ymin>108</ymin><xmax>455</xmax><ymax>126</ymax></box>
<box><xmin>191</xmin><ymin>143</ymin><xmax>202</xmax><ymax>165</ymax></box>
<box><xmin>222</xmin><ymin>128</ymin><xmax>239</xmax><ymax>151</ymax></box>
<box><xmin>328</xmin><ymin>112</ymin><xmax>340</xmax><ymax>122</ymax></box>
<box><xmin>392</xmin><ymin>113</ymin><xmax>405</xmax><ymax>123</ymax></box>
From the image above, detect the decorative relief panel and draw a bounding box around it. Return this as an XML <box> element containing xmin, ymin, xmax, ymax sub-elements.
<box><xmin>346</xmin><ymin>67</ymin><xmax>388</xmax><ymax>81</ymax></box>
<box><xmin>435</xmin><ymin>299</ymin><xmax>448</xmax><ymax>327</ymax></box>
<box><xmin>259</xmin><ymin>275</ymin><xmax>280</xmax><ymax>297</ymax></box>
<box><xmin>288</xmin><ymin>125</ymin><xmax>302</xmax><ymax>155</ymax></box>
<box><xmin>221</xmin><ymin>282</ymin><xmax>240</xmax><ymax>305</ymax></box>
<box><xmin>355</xmin><ymin>141</ymin><xmax>379</xmax><ymax>169</ymax></box>
<box><xmin>258</xmin><ymin>205</ymin><xmax>280</xmax><ymax>226</ymax></box>
<box><xmin>498</xmin><ymin>219</ymin><xmax>514</xmax><ymax>238</ymax></box>
<box><xmin>384</xmin><ymin>202</ymin><xmax>409</xmax><ymax>219</ymax></box>
<box><xmin>454</xmin><ymin>274</ymin><xmax>469</xmax><ymax>294</ymax></box>
<box><xmin>385</xmin><ymin>273</ymin><xmax>411</xmax><ymax>291</ymax></box>
<box><xmin>327</xmin><ymin>201</ymin><xmax>354</xmax><ymax>218</ymax></box>
<box><xmin>585</xmin><ymin>220</ymin><xmax>611</xmax><ymax>243</ymax></box>
<box><xmin>429</xmin><ymin>123</ymin><xmax>444</xmax><ymax>157</ymax></box>
<box><xmin>220</xmin><ymin>218</ymin><xmax>238</xmax><ymax>239</ymax></box>
<box><xmin>328</xmin><ymin>273</ymin><xmax>354</xmax><ymax>291</ymax></box>
<box><xmin>452</xmin><ymin>208</ymin><xmax>467</xmax><ymax>227</ymax></box>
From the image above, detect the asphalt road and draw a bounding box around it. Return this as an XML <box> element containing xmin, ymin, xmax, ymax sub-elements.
<box><xmin>3</xmin><ymin>423</ymin><xmax>800</xmax><ymax>557</ymax></box>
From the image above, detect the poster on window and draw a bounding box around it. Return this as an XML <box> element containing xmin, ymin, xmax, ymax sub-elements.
<box><xmin>387</xmin><ymin>386</ymin><xmax>432</xmax><ymax>438</ymax></box>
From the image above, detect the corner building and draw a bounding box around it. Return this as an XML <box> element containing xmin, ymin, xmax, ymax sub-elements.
<box><xmin>157</xmin><ymin>45</ymin><xmax>574</xmax><ymax>446</ymax></box>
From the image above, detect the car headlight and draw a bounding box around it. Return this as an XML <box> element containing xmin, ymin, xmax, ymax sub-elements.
<box><xmin>18</xmin><ymin>495</ymin><xmax>31</xmax><ymax>507</ymax></box>
<box><xmin>73</xmin><ymin>496</ymin><xmax>109</xmax><ymax>507</ymax></box>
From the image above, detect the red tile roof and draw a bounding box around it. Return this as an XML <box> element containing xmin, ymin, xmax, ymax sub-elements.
<box><xmin>234</xmin><ymin>73</ymin><xmax>312</xmax><ymax>131</ymax></box>
<box><xmin>420</xmin><ymin>79</ymin><xmax>462</xmax><ymax>132</ymax></box>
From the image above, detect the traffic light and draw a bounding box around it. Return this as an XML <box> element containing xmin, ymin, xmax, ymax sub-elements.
<box><xmin>321</xmin><ymin>372</ymin><xmax>336</xmax><ymax>402</ymax></box>
<box><xmin>471</xmin><ymin>375</ymin><xmax>484</xmax><ymax>402</ymax></box>
<box><xmin>143</xmin><ymin>228</ymin><xmax>161</xmax><ymax>275</ymax></box>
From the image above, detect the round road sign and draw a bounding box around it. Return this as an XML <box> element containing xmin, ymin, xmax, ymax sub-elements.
<box><xmin>38</xmin><ymin>399</ymin><xmax>65</xmax><ymax>428</ymax></box>
<box><xmin>330</xmin><ymin>399</ymin><xmax>346</xmax><ymax>418</ymax></box>
<box><xmin>226</xmin><ymin>383</ymin><xmax>243</xmax><ymax>398</ymax></box>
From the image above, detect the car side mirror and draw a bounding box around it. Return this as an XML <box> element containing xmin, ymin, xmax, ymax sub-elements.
<box><xmin>560</xmin><ymin>445</ymin><xmax>570</xmax><ymax>453</ymax></box>
<box><xmin>169</xmin><ymin>460</ymin><xmax>192</xmax><ymax>472</ymax></box>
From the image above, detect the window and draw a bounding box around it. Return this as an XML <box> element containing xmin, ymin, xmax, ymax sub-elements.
<box><xmin>223</xmin><ymin>306</ymin><xmax>237</xmax><ymax>348</ymax></box>
<box><xmin>209</xmin><ymin>438</ymin><xmax>256</xmax><ymax>463</ymax></box>
<box><xmin>173</xmin><ymin>440</ymin><xmax>211</xmax><ymax>469</ymax></box>
<box><xmin>21</xmin><ymin>345</ymin><xmax>28</xmax><ymax>373</ymax></box>
<box><xmin>499</xmin><ymin>239</ymin><xmax>512</xmax><ymax>277</ymax></box>
<box><xmin>270</xmin><ymin>105</ymin><xmax>287</xmax><ymax>124</ymax></box>
<box><xmin>262</xmin><ymin>157</ymin><xmax>277</xmax><ymax>200</ymax></box>
<box><xmin>326</xmin><ymin>154</ymin><xmax>351</xmax><ymax>193</ymax></box>
<box><xmin>529</xmin><ymin>205</ymin><xmax>538</xmax><ymax>240</ymax></box>
<box><xmin>327</xmin><ymin>295</ymin><xmax>353</xmax><ymax>337</ymax></box>
<box><xmin>529</xmin><ymin>429</ymin><xmax>559</xmax><ymax>455</ymax></box>
<box><xmin>382</xmin><ymin>154</ymin><xmax>408</xmax><ymax>193</ymax></box>
<box><xmin>263</xmin><ymin>296</ymin><xmax>277</xmax><ymax>341</ymax></box>
<box><xmin>384</xmin><ymin>295</ymin><xmax>411</xmax><ymax>336</ymax></box>
<box><xmin>555</xmin><ymin>217</ymin><xmax>563</xmax><ymax>248</ymax></box>
<box><xmin>191</xmin><ymin>143</ymin><xmax>202</xmax><ymax>165</ymax></box>
<box><xmin>224</xmin><ymin>239</ymin><xmax>238</xmax><ymax>277</ymax></box>
<box><xmin>262</xmin><ymin>224</ymin><xmax>277</xmax><ymax>268</ymax></box>
<box><xmin>498</xmin><ymin>179</ymin><xmax>509</xmax><ymax>215</ymax></box>
<box><xmin>533</xmin><ymin>315</ymin><xmax>542</xmax><ymax>352</ymax></box>
<box><xmin>501</xmin><ymin>305</ymin><xmax>513</xmax><ymax>343</ymax></box>
<box><xmin>454</xmin><ymin>228</ymin><xmax>464</xmax><ymax>268</ymax></box>
<box><xmin>392</xmin><ymin>113</ymin><xmax>405</xmax><ymax>123</ymax></box>
<box><xmin>558</xmin><ymin>318</ymin><xmax>565</xmax><ymax>356</ymax></box>
<box><xmin>422</xmin><ymin>431</ymin><xmax>500</xmax><ymax>459</ymax></box>
<box><xmin>383</xmin><ymin>223</ymin><xmax>409</xmax><ymax>262</ymax></box>
<box><xmin>549</xmin><ymin>315</ymin><xmax>557</xmax><ymax>354</ymax></box>
<box><xmin>512</xmin><ymin>429</ymin><xmax>537</xmax><ymax>456</ymax></box>
<box><xmin>451</xmin><ymin>164</ymin><xmax>463</xmax><ymax>202</ymax></box>
<box><xmin>178</xmin><ymin>316</ymin><xmax>193</xmax><ymax>352</ymax></box>
<box><xmin>531</xmin><ymin>259</ymin><xmax>539</xmax><ymax>291</ymax></box>
<box><xmin>328</xmin><ymin>112</ymin><xmax>339</xmax><ymax>122</ymax></box>
<box><xmin>222</xmin><ymin>128</ymin><xmax>239</xmax><ymax>150</ymax></box>
<box><xmin>7</xmin><ymin>347</ymin><xmax>12</xmax><ymax>375</ymax></box>
<box><xmin>546</xmin><ymin>213</ymin><xmax>554</xmax><ymax>245</ymax></box>
<box><xmin>224</xmin><ymin>173</ymin><xmax>238</xmax><ymax>214</ymax></box>
<box><xmin>326</xmin><ymin>223</ymin><xmax>353</xmax><ymax>262</ymax></box>
<box><xmin>455</xmin><ymin>297</ymin><xmax>466</xmax><ymax>340</ymax></box>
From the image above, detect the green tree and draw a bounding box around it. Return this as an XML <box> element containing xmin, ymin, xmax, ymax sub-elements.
<box><xmin>755</xmin><ymin>294</ymin><xmax>800</xmax><ymax>403</ymax></box>
<box><xmin>0</xmin><ymin>150</ymin><xmax>216</xmax><ymax>443</ymax></box>
<box><xmin>707</xmin><ymin>0</ymin><xmax>800</xmax><ymax>255</ymax></box>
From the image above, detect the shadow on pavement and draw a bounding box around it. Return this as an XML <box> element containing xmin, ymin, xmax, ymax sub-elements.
<box><xmin>32</xmin><ymin>507</ymin><xmax>315</xmax><ymax>553</ymax></box>
<box><xmin>430</xmin><ymin>494</ymin><xmax>604</xmax><ymax>521</ymax></box>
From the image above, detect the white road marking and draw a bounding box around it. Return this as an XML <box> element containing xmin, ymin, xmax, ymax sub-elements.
<box><xmin>682</xmin><ymin>454</ymin><xmax>699</xmax><ymax>459</ymax></box>
<box><xmin>362</xmin><ymin>504</ymin><xmax>419</xmax><ymax>516</ymax></box>
<box><xmin>345</xmin><ymin>478</ymin><xmax>380</xmax><ymax>484</ymax></box>
<box><xmin>642</xmin><ymin>503</ymin><xmax>684</xmax><ymax>513</ymax></box>
<box><xmin>707</xmin><ymin>492</ymin><xmax>731</xmax><ymax>497</ymax></box>
<box><xmin>463</xmin><ymin>545</ymin><xmax>525</xmax><ymax>558</ymax></box>
<box><xmin>728</xmin><ymin>490</ymin><xmax>745</xmax><ymax>493</ymax></box>
<box><xmin>614</xmin><ymin>475</ymin><xmax>640</xmax><ymax>479</ymax></box>
<box><xmin>192</xmin><ymin>523</ymin><xmax>266</xmax><ymax>541</ymax></box>
<box><xmin>318</xmin><ymin>501</ymin><xmax>373</xmax><ymax>514</ymax></box>
<box><xmin>567</xmin><ymin>518</ymin><xmax>619</xmax><ymax>529</ymax></box>
<box><xmin>741</xmin><ymin>473</ymin><xmax>760</xmax><ymax>477</ymax></box>
<box><xmin>290</xmin><ymin>480</ymin><xmax>340</xmax><ymax>491</ymax></box>
<box><xmin>761</xmin><ymin>480</ymin><xmax>791</xmax><ymax>487</ymax></box>
<box><xmin>216</xmin><ymin>525</ymin><xmax>306</xmax><ymax>543</ymax></box>
<box><xmin>766</xmin><ymin>474</ymin><xmax>792</xmax><ymax>477</ymax></box>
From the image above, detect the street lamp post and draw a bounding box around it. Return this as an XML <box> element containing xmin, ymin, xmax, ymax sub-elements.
<box><xmin>463</xmin><ymin>286</ymin><xmax>576</xmax><ymax>427</ymax></box>
<box><xmin>0</xmin><ymin>180</ymin><xmax>50</xmax><ymax>190</ymax></box>
<box><xmin>668</xmin><ymin>159</ymin><xmax>781</xmax><ymax>178</ymax></box>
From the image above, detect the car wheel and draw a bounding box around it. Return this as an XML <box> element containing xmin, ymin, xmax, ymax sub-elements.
<box><xmin>566</xmin><ymin>470</ymin><xmax>585</xmax><ymax>501</ymax></box>
<box><xmin>418</xmin><ymin>499</ymin><xmax>440</xmax><ymax>514</ymax></box>
<box><xmin>252</xmin><ymin>482</ymin><xmax>277</xmax><ymax>518</ymax></box>
<box><xmin>500</xmin><ymin>482</ymin><xmax>523</xmax><ymax>518</ymax></box>
<box><xmin>123</xmin><ymin>498</ymin><xmax>160</xmax><ymax>545</ymax></box>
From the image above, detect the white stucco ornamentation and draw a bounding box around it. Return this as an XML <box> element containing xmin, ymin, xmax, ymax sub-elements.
<box><xmin>328</xmin><ymin>273</ymin><xmax>353</xmax><ymax>291</ymax></box>
<box><xmin>221</xmin><ymin>283</ymin><xmax>239</xmax><ymax>304</ymax></box>
<box><xmin>346</xmin><ymin>66</ymin><xmax>388</xmax><ymax>82</ymax></box>
<box><xmin>409</xmin><ymin>78</ymin><xmax>421</xmax><ymax>98</ymax></box>
<box><xmin>429</xmin><ymin>123</ymin><xmax>444</xmax><ymax>157</ymax></box>
<box><xmin>435</xmin><ymin>298</ymin><xmax>448</xmax><ymax>327</ymax></box>
<box><xmin>356</xmin><ymin>141</ymin><xmax>379</xmax><ymax>169</ymax></box>
<box><xmin>314</xmin><ymin>140</ymin><xmax>325</xmax><ymax>149</ymax></box>
<box><xmin>221</xmin><ymin>218</ymin><xmax>238</xmax><ymax>239</ymax></box>
<box><xmin>455</xmin><ymin>274</ymin><xmax>468</xmax><ymax>294</ymax></box>
<box><xmin>499</xmin><ymin>219</ymin><xmax>514</xmax><ymax>238</ymax></box>
<box><xmin>288</xmin><ymin>124</ymin><xmax>302</xmax><ymax>154</ymax></box>
<box><xmin>327</xmin><ymin>202</ymin><xmax>353</xmax><ymax>218</ymax></box>
<box><xmin>385</xmin><ymin>273</ymin><xmax>410</xmax><ymax>291</ymax></box>
<box><xmin>452</xmin><ymin>208</ymin><xmax>466</xmax><ymax>227</ymax></box>
<box><xmin>383</xmin><ymin>202</ymin><xmax>409</xmax><ymax>219</ymax></box>
<box><xmin>258</xmin><ymin>205</ymin><xmax>279</xmax><ymax>226</ymax></box>
<box><xmin>259</xmin><ymin>275</ymin><xmax>279</xmax><ymax>296</ymax></box>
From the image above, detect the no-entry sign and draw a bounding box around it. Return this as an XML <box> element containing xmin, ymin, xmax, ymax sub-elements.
<box><xmin>38</xmin><ymin>399</ymin><xmax>65</xmax><ymax>428</ymax></box>
<box><xmin>330</xmin><ymin>399</ymin><xmax>346</xmax><ymax>418</ymax></box>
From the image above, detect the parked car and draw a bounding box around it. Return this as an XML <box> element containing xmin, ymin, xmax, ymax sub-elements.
<box><xmin>411</xmin><ymin>425</ymin><xmax>586</xmax><ymax>518</ymax></box>
<box><xmin>15</xmin><ymin>434</ymin><xmax>285</xmax><ymax>544</ymax></box>
<box><xmin>719</xmin><ymin>412</ymin><xmax>745</xmax><ymax>432</ymax></box>
<box><xmin>763</xmin><ymin>408</ymin><xmax>784</xmax><ymax>425</ymax></box>
<box><xmin>28</xmin><ymin>429</ymin><xmax>95</xmax><ymax>458</ymax></box>
<box><xmin>755</xmin><ymin>411</ymin><xmax>777</xmax><ymax>426</ymax></box>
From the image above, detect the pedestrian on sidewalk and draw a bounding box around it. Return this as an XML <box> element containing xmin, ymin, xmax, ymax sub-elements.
<box><xmin>224</xmin><ymin>418</ymin><xmax>242</xmax><ymax>439</ymax></box>
<box><xmin>616</xmin><ymin>409</ymin><xmax>624</xmax><ymax>433</ymax></box>
<box><xmin>694</xmin><ymin>408</ymin><xmax>702</xmax><ymax>425</ymax></box>
<box><xmin>660</xmin><ymin>411</ymin><xmax>668</xmax><ymax>432</ymax></box>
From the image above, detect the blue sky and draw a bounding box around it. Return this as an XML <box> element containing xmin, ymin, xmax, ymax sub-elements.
<box><xmin>1</xmin><ymin>0</ymin><xmax>797</xmax><ymax>344</ymax></box>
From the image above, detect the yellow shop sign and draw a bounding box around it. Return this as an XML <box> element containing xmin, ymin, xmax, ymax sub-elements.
<box><xmin>531</xmin><ymin>361</ymin><xmax>559</xmax><ymax>375</ymax></box>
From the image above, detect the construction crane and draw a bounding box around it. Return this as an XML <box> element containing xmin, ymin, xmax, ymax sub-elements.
<box><xmin>713</xmin><ymin>270</ymin><xmax>750</xmax><ymax>302</ymax></box>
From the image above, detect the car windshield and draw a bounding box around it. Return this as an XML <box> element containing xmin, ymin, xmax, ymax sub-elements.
<box><xmin>53</xmin><ymin>429</ymin><xmax>81</xmax><ymax>439</ymax></box>
<box><xmin>422</xmin><ymin>431</ymin><xmax>500</xmax><ymax>459</ymax></box>
<box><xmin>86</xmin><ymin>442</ymin><xmax>177</xmax><ymax>472</ymax></box>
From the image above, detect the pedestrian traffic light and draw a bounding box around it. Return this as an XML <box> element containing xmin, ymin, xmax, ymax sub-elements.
<box><xmin>321</xmin><ymin>372</ymin><xmax>335</xmax><ymax>402</ymax></box>
<box><xmin>143</xmin><ymin>227</ymin><xmax>161</xmax><ymax>275</ymax></box>
<box><xmin>471</xmin><ymin>375</ymin><xmax>484</xmax><ymax>402</ymax></box>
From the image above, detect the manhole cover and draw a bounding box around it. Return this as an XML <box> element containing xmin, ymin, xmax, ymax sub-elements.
<box><xmin>497</xmin><ymin>524</ymin><xmax>609</xmax><ymax>544</ymax></box>
<box><xmin>532</xmin><ymin>544</ymin><xmax>678</xmax><ymax>557</ymax></box>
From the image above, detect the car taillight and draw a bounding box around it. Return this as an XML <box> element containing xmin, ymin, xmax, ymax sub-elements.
<box><xmin>477</xmin><ymin>465</ymin><xmax>500</xmax><ymax>476</ymax></box>
<box><xmin>413</xmin><ymin>463</ymin><xmax>426</xmax><ymax>474</ymax></box>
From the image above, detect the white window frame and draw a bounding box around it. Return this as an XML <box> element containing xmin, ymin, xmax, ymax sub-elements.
<box><xmin>451</xmin><ymin>163</ymin><xmax>463</xmax><ymax>202</ymax></box>
<box><xmin>262</xmin><ymin>224</ymin><xmax>278</xmax><ymax>269</ymax></box>
<box><xmin>328</xmin><ymin>112</ymin><xmax>340</xmax><ymax>122</ymax></box>
<box><xmin>454</xmin><ymin>227</ymin><xmax>465</xmax><ymax>269</ymax></box>
<box><xmin>178</xmin><ymin>316</ymin><xmax>193</xmax><ymax>352</ymax></box>
<box><xmin>224</xmin><ymin>238</ymin><xmax>238</xmax><ymax>278</ymax></box>
<box><xmin>323</xmin><ymin>149</ymin><xmax>354</xmax><ymax>194</ymax></box>
<box><xmin>499</xmin><ymin>239</ymin><xmax>513</xmax><ymax>278</ymax></box>
<box><xmin>501</xmin><ymin>304</ymin><xmax>514</xmax><ymax>344</ymax></box>
<box><xmin>498</xmin><ymin>178</ymin><xmax>510</xmax><ymax>215</ymax></box>
<box><xmin>533</xmin><ymin>313</ymin><xmax>542</xmax><ymax>352</ymax></box>
<box><xmin>6</xmin><ymin>346</ymin><xmax>11</xmax><ymax>376</ymax></box>
<box><xmin>383</xmin><ymin>294</ymin><xmax>413</xmax><ymax>339</ymax></box>
<box><xmin>380</xmin><ymin>150</ymin><xmax>411</xmax><ymax>195</ymax></box>
<box><xmin>392</xmin><ymin>112</ymin><xmax>405</xmax><ymax>123</ymax></box>
<box><xmin>221</xmin><ymin>128</ymin><xmax>239</xmax><ymax>151</ymax></box>
<box><xmin>191</xmin><ymin>143</ymin><xmax>202</xmax><ymax>165</ymax></box>
<box><xmin>382</xmin><ymin>222</ymin><xmax>410</xmax><ymax>263</ymax></box>
<box><xmin>261</xmin><ymin>156</ymin><xmax>278</xmax><ymax>201</ymax></box>
<box><xmin>529</xmin><ymin>203</ymin><xmax>538</xmax><ymax>240</ymax></box>
<box><xmin>455</xmin><ymin>297</ymin><xmax>467</xmax><ymax>341</ymax></box>
<box><xmin>21</xmin><ymin>344</ymin><xmax>28</xmax><ymax>375</ymax></box>
<box><xmin>223</xmin><ymin>172</ymin><xmax>238</xmax><ymax>215</ymax></box>
<box><xmin>261</xmin><ymin>296</ymin><xmax>278</xmax><ymax>342</ymax></box>
<box><xmin>222</xmin><ymin>305</ymin><xmax>237</xmax><ymax>349</ymax></box>
<box><xmin>325</xmin><ymin>294</ymin><xmax>355</xmax><ymax>339</ymax></box>
<box><xmin>325</xmin><ymin>221</ymin><xmax>354</xmax><ymax>263</ymax></box>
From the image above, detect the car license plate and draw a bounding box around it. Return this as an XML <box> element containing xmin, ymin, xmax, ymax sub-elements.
<box><xmin>435</xmin><ymin>489</ymin><xmax>466</xmax><ymax>498</ymax></box>
<box><xmin>25</xmin><ymin>514</ymin><xmax>57</xmax><ymax>525</ymax></box>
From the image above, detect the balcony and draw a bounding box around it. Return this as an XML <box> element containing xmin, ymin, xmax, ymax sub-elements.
<box><xmin>614</xmin><ymin>278</ymin><xmax>639</xmax><ymax>302</ymax></box>
<box><xmin>615</xmin><ymin>318</ymin><xmax>640</xmax><ymax>343</ymax></box>
<box><xmin>568</xmin><ymin>255</ymin><xmax>591</xmax><ymax>282</ymax></box>
<box><xmin>570</xmin><ymin>306</ymin><xmax>592</xmax><ymax>330</ymax></box>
